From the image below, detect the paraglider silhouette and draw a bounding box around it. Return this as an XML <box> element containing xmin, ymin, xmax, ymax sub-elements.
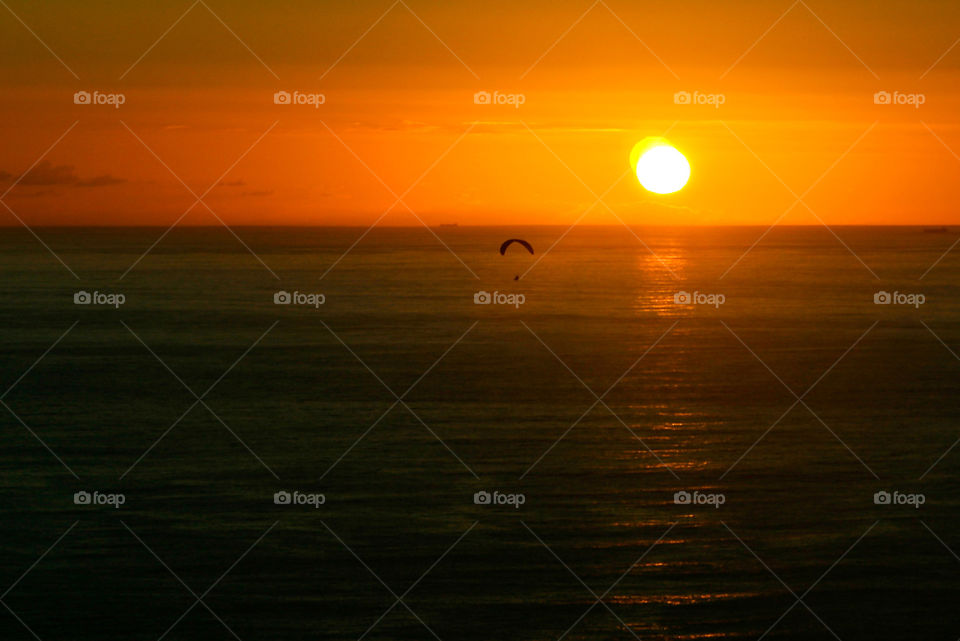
<box><xmin>499</xmin><ymin>239</ymin><xmax>534</xmax><ymax>256</ymax></box>
<box><xmin>499</xmin><ymin>239</ymin><xmax>533</xmax><ymax>280</ymax></box>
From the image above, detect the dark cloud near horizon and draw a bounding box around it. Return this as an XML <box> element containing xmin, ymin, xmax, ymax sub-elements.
<box><xmin>0</xmin><ymin>161</ymin><xmax>126</xmax><ymax>189</ymax></box>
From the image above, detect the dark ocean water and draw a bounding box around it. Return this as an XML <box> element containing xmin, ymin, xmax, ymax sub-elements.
<box><xmin>1</xmin><ymin>225</ymin><xmax>959</xmax><ymax>641</ymax></box>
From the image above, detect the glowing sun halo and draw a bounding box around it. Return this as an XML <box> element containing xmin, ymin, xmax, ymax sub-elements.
<box><xmin>631</xmin><ymin>139</ymin><xmax>690</xmax><ymax>194</ymax></box>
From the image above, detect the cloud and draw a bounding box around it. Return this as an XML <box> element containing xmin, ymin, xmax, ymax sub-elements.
<box><xmin>0</xmin><ymin>161</ymin><xmax>126</xmax><ymax>188</ymax></box>
<box><xmin>78</xmin><ymin>174</ymin><xmax>126</xmax><ymax>187</ymax></box>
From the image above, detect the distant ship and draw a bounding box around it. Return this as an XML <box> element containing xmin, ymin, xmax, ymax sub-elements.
<box><xmin>924</xmin><ymin>226</ymin><xmax>949</xmax><ymax>233</ymax></box>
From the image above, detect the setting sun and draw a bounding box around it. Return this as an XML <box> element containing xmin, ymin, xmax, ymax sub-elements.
<box><xmin>633</xmin><ymin>140</ymin><xmax>691</xmax><ymax>195</ymax></box>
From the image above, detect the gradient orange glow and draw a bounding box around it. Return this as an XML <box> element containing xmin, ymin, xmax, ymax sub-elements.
<box><xmin>2</xmin><ymin>0</ymin><xmax>960</xmax><ymax>225</ymax></box>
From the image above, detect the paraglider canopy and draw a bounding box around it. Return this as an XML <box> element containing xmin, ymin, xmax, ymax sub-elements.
<box><xmin>499</xmin><ymin>238</ymin><xmax>534</xmax><ymax>255</ymax></box>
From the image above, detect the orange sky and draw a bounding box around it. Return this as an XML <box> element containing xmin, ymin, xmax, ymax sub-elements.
<box><xmin>2</xmin><ymin>0</ymin><xmax>960</xmax><ymax>225</ymax></box>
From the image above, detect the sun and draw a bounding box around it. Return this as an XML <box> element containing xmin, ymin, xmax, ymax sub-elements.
<box><xmin>630</xmin><ymin>138</ymin><xmax>690</xmax><ymax>194</ymax></box>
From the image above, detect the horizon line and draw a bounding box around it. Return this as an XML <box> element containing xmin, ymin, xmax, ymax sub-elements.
<box><xmin>0</xmin><ymin>223</ymin><xmax>956</xmax><ymax>229</ymax></box>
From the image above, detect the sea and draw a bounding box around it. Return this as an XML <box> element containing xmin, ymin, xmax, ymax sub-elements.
<box><xmin>0</xmin><ymin>225</ymin><xmax>958</xmax><ymax>640</ymax></box>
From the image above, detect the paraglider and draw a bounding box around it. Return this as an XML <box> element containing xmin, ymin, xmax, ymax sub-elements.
<box><xmin>499</xmin><ymin>239</ymin><xmax>534</xmax><ymax>256</ymax></box>
<box><xmin>499</xmin><ymin>239</ymin><xmax>533</xmax><ymax>280</ymax></box>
